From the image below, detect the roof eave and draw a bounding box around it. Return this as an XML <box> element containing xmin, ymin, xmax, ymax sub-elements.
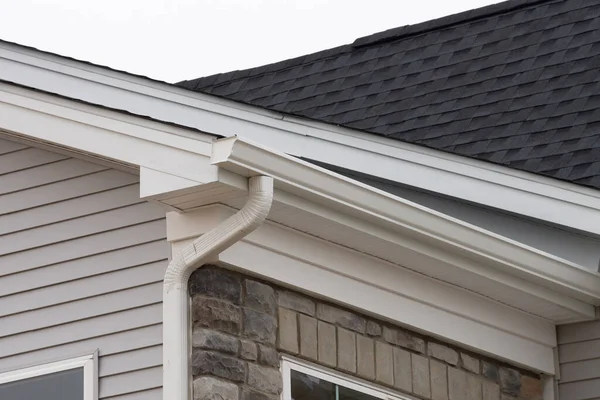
<box><xmin>2</xmin><ymin>39</ymin><xmax>599</xmax><ymax>236</ymax></box>
<box><xmin>212</xmin><ymin>136</ymin><xmax>600</xmax><ymax>315</ymax></box>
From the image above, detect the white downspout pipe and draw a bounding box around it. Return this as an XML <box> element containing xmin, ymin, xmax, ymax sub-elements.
<box><xmin>163</xmin><ymin>176</ymin><xmax>274</xmax><ymax>400</ymax></box>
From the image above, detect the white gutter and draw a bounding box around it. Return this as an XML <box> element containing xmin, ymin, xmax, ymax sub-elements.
<box><xmin>212</xmin><ymin>137</ymin><xmax>600</xmax><ymax>306</ymax></box>
<box><xmin>162</xmin><ymin>175</ymin><xmax>274</xmax><ymax>400</ymax></box>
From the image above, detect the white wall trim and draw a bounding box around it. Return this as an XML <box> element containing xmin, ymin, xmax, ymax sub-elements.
<box><xmin>1</xmin><ymin>40</ymin><xmax>599</xmax><ymax>235</ymax></box>
<box><xmin>0</xmin><ymin>352</ymin><xmax>97</xmax><ymax>400</ymax></box>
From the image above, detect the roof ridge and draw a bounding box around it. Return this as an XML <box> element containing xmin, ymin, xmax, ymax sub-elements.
<box><xmin>352</xmin><ymin>0</ymin><xmax>555</xmax><ymax>48</ymax></box>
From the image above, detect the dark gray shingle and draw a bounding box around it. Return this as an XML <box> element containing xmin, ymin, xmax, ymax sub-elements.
<box><xmin>178</xmin><ymin>0</ymin><xmax>600</xmax><ymax>189</ymax></box>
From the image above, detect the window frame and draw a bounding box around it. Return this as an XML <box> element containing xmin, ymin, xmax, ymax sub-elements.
<box><xmin>281</xmin><ymin>356</ymin><xmax>412</xmax><ymax>400</ymax></box>
<box><xmin>0</xmin><ymin>353</ymin><xmax>97</xmax><ymax>400</ymax></box>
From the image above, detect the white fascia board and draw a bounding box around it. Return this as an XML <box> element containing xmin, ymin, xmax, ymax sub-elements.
<box><xmin>212</xmin><ymin>137</ymin><xmax>600</xmax><ymax>305</ymax></box>
<box><xmin>168</xmin><ymin>206</ymin><xmax>556</xmax><ymax>374</ymax></box>
<box><xmin>2</xmin><ymin>40</ymin><xmax>599</xmax><ymax>234</ymax></box>
<box><xmin>0</xmin><ymin>82</ymin><xmax>217</xmax><ymax>198</ymax></box>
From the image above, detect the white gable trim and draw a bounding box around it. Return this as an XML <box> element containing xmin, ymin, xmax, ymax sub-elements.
<box><xmin>1</xmin><ymin>40</ymin><xmax>599</xmax><ymax>235</ymax></box>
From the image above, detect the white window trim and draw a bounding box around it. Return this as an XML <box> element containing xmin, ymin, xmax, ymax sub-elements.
<box><xmin>281</xmin><ymin>356</ymin><xmax>414</xmax><ymax>400</ymax></box>
<box><xmin>0</xmin><ymin>353</ymin><xmax>97</xmax><ymax>400</ymax></box>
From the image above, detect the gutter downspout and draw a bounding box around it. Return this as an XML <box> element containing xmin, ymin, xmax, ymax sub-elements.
<box><xmin>163</xmin><ymin>176</ymin><xmax>274</xmax><ymax>400</ymax></box>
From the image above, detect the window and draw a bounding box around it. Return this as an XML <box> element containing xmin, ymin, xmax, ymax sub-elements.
<box><xmin>0</xmin><ymin>354</ymin><xmax>96</xmax><ymax>400</ymax></box>
<box><xmin>282</xmin><ymin>357</ymin><xmax>410</xmax><ymax>400</ymax></box>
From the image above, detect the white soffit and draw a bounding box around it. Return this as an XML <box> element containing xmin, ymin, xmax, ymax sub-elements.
<box><xmin>1</xmin><ymin>40</ymin><xmax>599</xmax><ymax>235</ymax></box>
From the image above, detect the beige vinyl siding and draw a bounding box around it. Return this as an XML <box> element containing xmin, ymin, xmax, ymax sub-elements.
<box><xmin>558</xmin><ymin>321</ymin><xmax>600</xmax><ymax>400</ymax></box>
<box><xmin>0</xmin><ymin>137</ymin><xmax>167</xmax><ymax>400</ymax></box>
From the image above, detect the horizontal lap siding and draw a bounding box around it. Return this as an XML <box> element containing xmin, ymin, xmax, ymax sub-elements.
<box><xmin>0</xmin><ymin>138</ymin><xmax>168</xmax><ymax>399</ymax></box>
<box><xmin>558</xmin><ymin>321</ymin><xmax>600</xmax><ymax>400</ymax></box>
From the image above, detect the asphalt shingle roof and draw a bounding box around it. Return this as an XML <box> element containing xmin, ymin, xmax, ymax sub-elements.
<box><xmin>178</xmin><ymin>0</ymin><xmax>600</xmax><ymax>189</ymax></box>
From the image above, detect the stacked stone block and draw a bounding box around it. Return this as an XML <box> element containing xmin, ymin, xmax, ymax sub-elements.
<box><xmin>190</xmin><ymin>267</ymin><xmax>280</xmax><ymax>400</ymax></box>
<box><xmin>190</xmin><ymin>266</ymin><xmax>543</xmax><ymax>400</ymax></box>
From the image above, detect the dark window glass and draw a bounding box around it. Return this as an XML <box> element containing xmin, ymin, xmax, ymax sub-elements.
<box><xmin>291</xmin><ymin>370</ymin><xmax>379</xmax><ymax>400</ymax></box>
<box><xmin>0</xmin><ymin>367</ymin><xmax>83</xmax><ymax>400</ymax></box>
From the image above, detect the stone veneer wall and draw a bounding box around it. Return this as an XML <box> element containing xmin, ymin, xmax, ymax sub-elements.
<box><xmin>189</xmin><ymin>265</ymin><xmax>543</xmax><ymax>400</ymax></box>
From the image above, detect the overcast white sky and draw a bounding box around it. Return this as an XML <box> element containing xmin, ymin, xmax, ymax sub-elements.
<box><xmin>0</xmin><ymin>0</ymin><xmax>500</xmax><ymax>83</ymax></box>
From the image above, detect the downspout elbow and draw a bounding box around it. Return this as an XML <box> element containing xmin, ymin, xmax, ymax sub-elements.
<box><xmin>163</xmin><ymin>176</ymin><xmax>274</xmax><ymax>400</ymax></box>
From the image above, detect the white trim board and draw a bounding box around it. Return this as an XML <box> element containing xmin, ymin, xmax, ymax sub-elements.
<box><xmin>1</xmin><ymin>40</ymin><xmax>599</xmax><ymax>235</ymax></box>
